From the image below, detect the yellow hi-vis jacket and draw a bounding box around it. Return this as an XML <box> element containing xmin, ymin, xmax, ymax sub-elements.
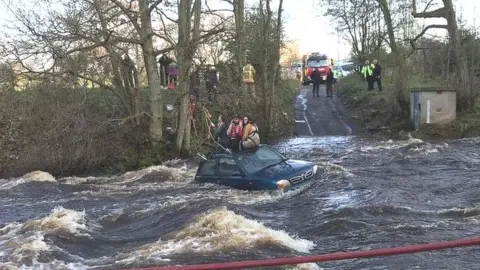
<box><xmin>361</xmin><ymin>64</ymin><xmax>373</xmax><ymax>78</ymax></box>
<box><xmin>243</xmin><ymin>64</ymin><xmax>256</xmax><ymax>83</ymax></box>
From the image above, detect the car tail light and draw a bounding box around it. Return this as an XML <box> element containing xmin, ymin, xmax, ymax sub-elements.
<box><xmin>276</xmin><ymin>179</ymin><xmax>291</xmax><ymax>190</ymax></box>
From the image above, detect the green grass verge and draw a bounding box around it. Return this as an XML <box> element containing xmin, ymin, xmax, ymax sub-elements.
<box><xmin>335</xmin><ymin>74</ymin><xmax>480</xmax><ymax>139</ymax></box>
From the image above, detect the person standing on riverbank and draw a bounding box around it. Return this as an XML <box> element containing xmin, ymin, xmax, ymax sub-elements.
<box><xmin>361</xmin><ymin>60</ymin><xmax>374</xmax><ymax>91</ymax></box>
<box><xmin>243</xmin><ymin>61</ymin><xmax>256</xmax><ymax>97</ymax></box>
<box><xmin>373</xmin><ymin>59</ymin><xmax>383</xmax><ymax>92</ymax></box>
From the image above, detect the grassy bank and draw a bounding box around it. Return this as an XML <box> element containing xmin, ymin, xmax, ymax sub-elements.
<box><xmin>0</xmin><ymin>79</ymin><xmax>297</xmax><ymax>179</ymax></box>
<box><xmin>335</xmin><ymin>75</ymin><xmax>480</xmax><ymax>140</ymax></box>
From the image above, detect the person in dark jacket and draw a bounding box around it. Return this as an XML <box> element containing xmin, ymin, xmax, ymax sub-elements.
<box><xmin>373</xmin><ymin>59</ymin><xmax>382</xmax><ymax>92</ymax></box>
<box><xmin>310</xmin><ymin>67</ymin><xmax>321</xmax><ymax>97</ymax></box>
<box><xmin>158</xmin><ymin>54</ymin><xmax>173</xmax><ymax>86</ymax></box>
<box><xmin>205</xmin><ymin>67</ymin><xmax>218</xmax><ymax>101</ymax></box>
<box><xmin>325</xmin><ymin>67</ymin><xmax>334</xmax><ymax>97</ymax></box>
<box><xmin>121</xmin><ymin>53</ymin><xmax>136</xmax><ymax>89</ymax></box>
<box><xmin>212</xmin><ymin>114</ymin><xmax>229</xmax><ymax>148</ymax></box>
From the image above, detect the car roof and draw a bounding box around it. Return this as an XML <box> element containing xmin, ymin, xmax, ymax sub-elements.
<box><xmin>210</xmin><ymin>144</ymin><xmax>271</xmax><ymax>158</ymax></box>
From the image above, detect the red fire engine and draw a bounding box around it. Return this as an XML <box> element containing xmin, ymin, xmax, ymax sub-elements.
<box><xmin>301</xmin><ymin>53</ymin><xmax>332</xmax><ymax>85</ymax></box>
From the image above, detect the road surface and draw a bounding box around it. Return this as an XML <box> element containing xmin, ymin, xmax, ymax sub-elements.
<box><xmin>294</xmin><ymin>84</ymin><xmax>358</xmax><ymax>136</ymax></box>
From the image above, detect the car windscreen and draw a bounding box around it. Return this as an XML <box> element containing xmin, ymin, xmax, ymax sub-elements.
<box><xmin>341</xmin><ymin>63</ymin><xmax>355</xmax><ymax>71</ymax></box>
<box><xmin>236</xmin><ymin>147</ymin><xmax>286</xmax><ymax>174</ymax></box>
<box><xmin>307</xmin><ymin>59</ymin><xmax>328</xmax><ymax>67</ymax></box>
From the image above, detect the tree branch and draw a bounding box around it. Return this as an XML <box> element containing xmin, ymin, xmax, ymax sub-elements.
<box><xmin>75</xmin><ymin>72</ymin><xmax>116</xmax><ymax>91</ymax></box>
<box><xmin>412</xmin><ymin>7</ymin><xmax>447</xmax><ymax>18</ymax></box>
<box><xmin>156</xmin><ymin>8</ymin><xmax>178</xmax><ymax>23</ymax></box>
<box><xmin>405</xmin><ymin>24</ymin><xmax>448</xmax><ymax>58</ymax></box>
<box><xmin>110</xmin><ymin>0</ymin><xmax>141</xmax><ymax>32</ymax></box>
<box><xmin>60</xmin><ymin>30</ymin><xmax>142</xmax><ymax>57</ymax></box>
<box><xmin>412</xmin><ymin>0</ymin><xmax>447</xmax><ymax>19</ymax></box>
<box><xmin>156</xmin><ymin>13</ymin><xmax>176</xmax><ymax>45</ymax></box>
<box><xmin>153</xmin><ymin>27</ymin><xmax>225</xmax><ymax>56</ymax></box>
<box><xmin>148</xmin><ymin>0</ymin><xmax>164</xmax><ymax>14</ymax></box>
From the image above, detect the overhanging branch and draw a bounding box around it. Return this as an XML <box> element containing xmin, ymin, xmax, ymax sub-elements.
<box><xmin>148</xmin><ymin>0</ymin><xmax>164</xmax><ymax>14</ymax></box>
<box><xmin>412</xmin><ymin>0</ymin><xmax>447</xmax><ymax>18</ymax></box>
<box><xmin>110</xmin><ymin>0</ymin><xmax>141</xmax><ymax>33</ymax></box>
<box><xmin>153</xmin><ymin>27</ymin><xmax>225</xmax><ymax>56</ymax></box>
<box><xmin>405</xmin><ymin>24</ymin><xmax>448</xmax><ymax>58</ymax></box>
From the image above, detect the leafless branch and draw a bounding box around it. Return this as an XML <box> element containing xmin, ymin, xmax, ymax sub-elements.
<box><xmin>157</xmin><ymin>13</ymin><xmax>176</xmax><ymax>45</ymax></box>
<box><xmin>110</xmin><ymin>0</ymin><xmax>141</xmax><ymax>32</ymax></box>
<box><xmin>405</xmin><ymin>24</ymin><xmax>448</xmax><ymax>58</ymax></box>
<box><xmin>148</xmin><ymin>0</ymin><xmax>164</xmax><ymax>14</ymax></box>
<box><xmin>156</xmin><ymin>8</ymin><xmax>178</xmax><ymax>23</ymax></box>
<box><xmin>153</xmin><ymin>27</ymin><xmax>225</xmax><ymax>56</ymax></box>
<box><xmin>412</xmin><ymin>0</ymin><xmax>447</xmax><ymax>19</ymax></box>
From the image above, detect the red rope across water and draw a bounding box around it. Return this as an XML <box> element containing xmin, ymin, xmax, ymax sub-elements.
<box><xmin>119</xmin><ymin>237</ymin><xmax>480</xmax><ymax>270</ymax></box>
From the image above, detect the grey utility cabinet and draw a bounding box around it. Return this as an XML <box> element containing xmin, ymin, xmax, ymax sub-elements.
<box><xmin>410</xmin><ymin>88</ymin><xmax>456</xmax><ymax>130</ymax></box>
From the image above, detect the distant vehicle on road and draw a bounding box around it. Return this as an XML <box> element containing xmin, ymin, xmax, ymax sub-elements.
<box><xmin>333</xmin><ymin>65</ymin><xmax>346</xmax><ymax>79</ymax></box>
<box><xmin>194</xmin><ymin>145</ymin><xmax>318</xmax><ymax>191</ymax></box>
<box><xmin>290</xmin><ymin>61</ymin><xmax>303</xmax><ymax>80</ymax></box>
<box><xmin>302</xmin><ymin>53</ymin><xmax>331</xmax><ymax>85</ymax></box>
<box><xmin>337</xmin><ymin>61</ymin><xmax>356</xmax><ymax>76</ymax></box>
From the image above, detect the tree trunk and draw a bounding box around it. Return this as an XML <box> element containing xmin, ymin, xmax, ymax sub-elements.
<box><xmin>175</xmin><ymin>0</ymin><xmax>201</xmax><ymax>154</ymax></box>
<box><xmin>377</xmin><ymin>0</ymin><xmax>409</xmax><ymax>116</ymax></box>
<box><xmin>233</xmin><ymin>0</ymin><xmax>245</xmax><ymax>89</ymax></box>
<box><xmin>411</xmin><ymin>0</ymin><xmax>473</xmax><ymax>111</ymax></box>
<box><xmin>259</xmin><ymin>0</ymin><xmax>271</xmax><ymax>137</ymax></box>
<box><xmin>182</xmin><ymin>0</ymin><xmax>201</xmax><ymax>152</ymax></box>
<box><xmin>443</xmin><ymin>0</ymin><xmax>471</xmax><ymax>110</ymax></box>
<box><xmin>267</xmin><ymin>0</ymin><xmax>283</xmax><ymax>138</ymax></box>
<box><xmin>93</xmin><ymin>0</ymin><xmax>137</xmax><ymax>122</ymax></box>
<box><xmin>138</xmin><ymin>0</ymin><xmax>163</xmax><ymax>143</ymax></box>
<box><xmin>175</xmin><ymin>0</ymin><xmax>192</xmax><ymax>153</ymax></box>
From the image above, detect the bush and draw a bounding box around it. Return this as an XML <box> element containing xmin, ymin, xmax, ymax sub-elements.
<box><xmin>0</xmin><ymin>81</ymin><xmax>173</xmax><ymax>178</ymax></box>
<box><xmin>0</xmin><ymin>77</ymin><xmax>298</xmax><ymax>178</ymax></box>
<box><xmin>187</xmin><ymin>78</ymin><xmax>297</xmax><ymax>154</ymax></box>
<box><xmin>335</xmin><ymin>73</ymin><xmax>480</xmax><ymax>138</ymax></box>
<box><xmin>335</xmin><ymin>74</ymin><xmax>410</xmax><ymax>133</ymax></box>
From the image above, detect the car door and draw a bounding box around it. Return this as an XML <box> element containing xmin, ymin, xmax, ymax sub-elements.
<box><xmin>217</xmin><ymin>157</ymin><xmax>246</xmax><ymax>189</ymax></box>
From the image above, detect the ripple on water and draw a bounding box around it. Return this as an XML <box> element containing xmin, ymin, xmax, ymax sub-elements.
<box><xmin>1</xmin><ymin>136</ymin><xmax>480</xmax><ymax>269</ymax></box>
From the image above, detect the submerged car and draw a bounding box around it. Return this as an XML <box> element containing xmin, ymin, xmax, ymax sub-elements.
<box><xmin>195</xmin><ymin>145</ymin><xmax>318</xmax><ymax>191</ymax></box>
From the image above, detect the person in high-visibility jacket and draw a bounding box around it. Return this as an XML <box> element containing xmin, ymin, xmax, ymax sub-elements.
<box><xmin>243</xmin><ymin>61</ymin><xmax>256</xmax><ymax>97</ymax></box>
<box><xmin>361</xmin><ymin>60</ymin><xmax>374</xmax><ymax>91</ymax></box>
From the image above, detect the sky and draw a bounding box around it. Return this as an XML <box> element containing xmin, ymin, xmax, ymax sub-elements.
<box><xmin>0</xmin><ymin>0</ymin><xmax>478</xmax><ymax>62</ymax></box>
<box><xmin>279</xmin><ymin>0</ymin><xmax>352</xmax><ymax>60</ymax></box>
<box><xmin>277</xmin><ymin>0</ymin><xmax>478</xmax><ymax>60</ymax></box>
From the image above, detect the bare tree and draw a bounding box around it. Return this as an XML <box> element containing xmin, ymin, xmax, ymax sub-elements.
<box><xmin>323</xmin><ymin>0</ymin><xmax>385</xmax><ymax>60</ymax></box>
<box><xmin>233</xmin><ymin>0</ymin><xmax>246</xmax><ymax>88</ymax></box>
<box><xmin>175</xmin><ymin>0</ymin><xmax>202</xmax><ymax>153</ymax></box>
<box><xmin>2</xmin><ymin>0</ymin><xmax>144</xmax><ymax>120</ymax></box>
<box><xmin>265</xmin><ymin>0</ymin><xmax>284</xmax><ymax>137</ymax></box>
<box><xmin>410</xmin><ymin>0</ymin><xmax>473</xmax><ymax>110</ymax></box>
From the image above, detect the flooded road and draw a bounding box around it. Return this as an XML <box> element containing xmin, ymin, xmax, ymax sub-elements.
<box><xmin>2</xmin><ymin>86</ymin><xmax>480</xmax><ymax>269</ymax></box>
<box><xmin>1</xmin><ymin>135</ymin><xmax>480</xmax><ymax>270</ymax></box>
